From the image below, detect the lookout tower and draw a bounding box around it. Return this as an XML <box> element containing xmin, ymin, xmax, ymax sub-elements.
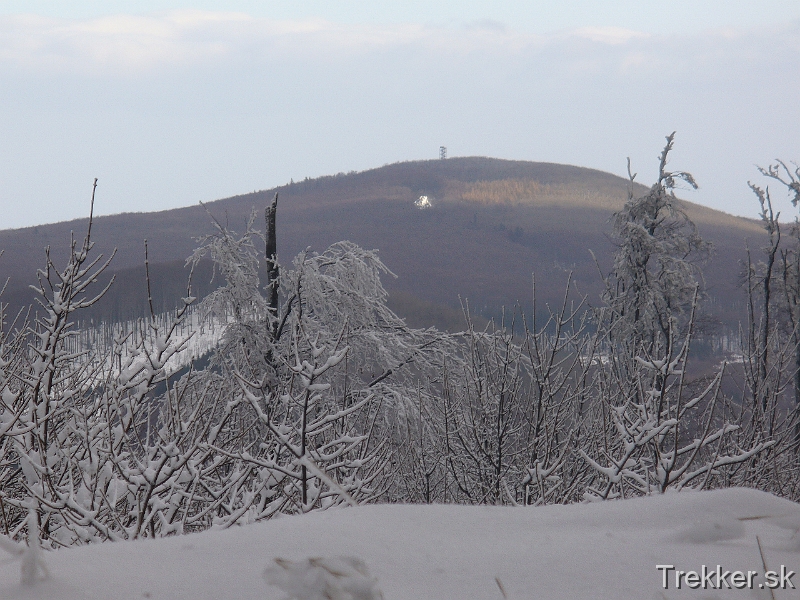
<box><xmin>439</xmin><ymin>146</ymin><xmax>447</xmax><ymax>160</ymax></box>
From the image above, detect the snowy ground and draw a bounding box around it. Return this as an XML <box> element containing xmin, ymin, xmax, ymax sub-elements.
<box><xmin>2</xmin><ymin>488</ymin><xmax>799</xmax><ymax>599</ymax></box>
<box><xmin>72</xmin><ymin>306</ymin><xmax>225</xmax><ymax>379</ymax></box>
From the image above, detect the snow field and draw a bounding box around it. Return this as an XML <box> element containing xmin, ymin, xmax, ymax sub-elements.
<box><xmin>1</xmin><ymin>488</ymin><xmax>799</xmax><ymax>599</ymax></box>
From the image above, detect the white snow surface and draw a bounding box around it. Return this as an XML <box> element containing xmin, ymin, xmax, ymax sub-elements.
<box><xmin>2</xmin><ymin>488</ymin><xmax>800</xmax><ymax>599</ymax></box>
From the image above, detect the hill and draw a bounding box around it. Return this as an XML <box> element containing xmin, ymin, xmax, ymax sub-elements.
<box><xmin>0</xmin><ymin>157</ymin><xmax>765</xmax><ymax>331</ymax></box>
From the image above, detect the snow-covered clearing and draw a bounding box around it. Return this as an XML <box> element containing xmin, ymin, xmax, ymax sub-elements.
<box><xmin>70</xmin><ymin>307</ymin><xmax>224</xmax><ymax>378</ymax></box>
<box><xmin>2</xmin><ymin>488</ymin><xmax>799</xmax><ymax>599</ymax></box>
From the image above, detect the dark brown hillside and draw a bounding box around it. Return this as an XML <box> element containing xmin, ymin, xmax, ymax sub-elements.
<box><xmin>0</xmin><ymin>157</ymin><xmax>765</xmax><ymax>331</ymax></box>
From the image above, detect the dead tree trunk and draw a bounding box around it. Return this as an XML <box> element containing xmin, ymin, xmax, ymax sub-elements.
<box><xmin>265</xmin><ymin>193</ymin><xmax>279</xmax><ymax>339</ymax></box>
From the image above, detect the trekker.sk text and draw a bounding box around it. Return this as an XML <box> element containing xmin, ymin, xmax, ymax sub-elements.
<box><xmin>656</xmin><ymin>564</ymin><xmax>795</xmax><ymax>590</ymax></box>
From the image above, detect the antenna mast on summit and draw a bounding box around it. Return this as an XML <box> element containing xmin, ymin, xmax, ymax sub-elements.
<box><xmin>439</xmin><ymin>146</ymin><xmax>447</xmax><ymax>160</ymax></box>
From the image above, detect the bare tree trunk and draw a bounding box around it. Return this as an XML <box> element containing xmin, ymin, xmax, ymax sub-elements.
<box><xmin>265</xmin><ymin>193</ymin><xmax>279</xmax><ymax>338</ymax></box>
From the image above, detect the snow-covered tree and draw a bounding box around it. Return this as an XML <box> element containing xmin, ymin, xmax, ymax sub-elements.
<box><xmin>600</xmin><ymin>133</ymin><xmax>709</xmax><ymax>368</ymax></box>
<box><xmin>179</xmin><ymin>197</ymin><xmax>447</xmax><ymax>520</ymax></box>
<box><xmin>583</xmin><ymin>138</ymin><xmax>771</xmax><ymax>498</ymax></box>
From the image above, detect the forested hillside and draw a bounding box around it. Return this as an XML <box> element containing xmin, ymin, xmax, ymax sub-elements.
<box><xmin>0</xmin><ymin>156</ymin><xmax>764</xmax><ymax>331</ymax></box>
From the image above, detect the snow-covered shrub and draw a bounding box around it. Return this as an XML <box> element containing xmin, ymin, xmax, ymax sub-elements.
<box><xmin>582</xmin><ymin>296</ymin><xmax>772</xmax><ymax>499</ymax></box>
<box><xmin>177</xmin><ymin>198</ymin><xmax>448</xmax><ymax>521</ymax></box>
<box><xmin>440</xmin><ymin>293</ymin><xmax>595</xmax><ymax>506</ymax></box>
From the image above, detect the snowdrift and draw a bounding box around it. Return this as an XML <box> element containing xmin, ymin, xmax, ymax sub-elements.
<box><xmin>2</xmin><ymin>488</ymin><xmax>799</xmax><ymax>599</ymax></box>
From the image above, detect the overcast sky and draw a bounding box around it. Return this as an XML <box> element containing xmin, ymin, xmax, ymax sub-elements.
<box><xmin>1</xmin><ymin>1</ymin><xmax>799</xmax><ymax>229</ymax></box>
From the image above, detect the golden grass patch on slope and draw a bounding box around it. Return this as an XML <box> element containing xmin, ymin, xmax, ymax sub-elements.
<box><xmin>456</xmin><ymin>177</ymin><xmax>763</xmax><ymax>235</ymax></box>
<box><xmin>458</xmin><ymin>178</ymin><xmax>631</xmax><ymax>212</ymax></box>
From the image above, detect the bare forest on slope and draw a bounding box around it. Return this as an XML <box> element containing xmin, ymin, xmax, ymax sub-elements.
<box><xmin>0</xmin><ymin>154</ymin><xmax>762</xmax><ymax>332</ymax></box>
